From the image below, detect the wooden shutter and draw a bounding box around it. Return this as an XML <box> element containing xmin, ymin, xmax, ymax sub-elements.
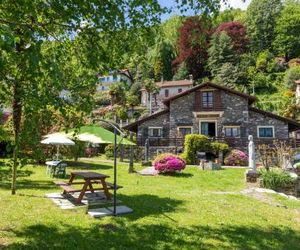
<box><xmin>142</xmin><ymin>127</ymin><xmax>149</xmax><ymax>138</ymax></box>
<box><xmin>162</xmin><ymin>127</ymin><xmax>169</xmax><ymax>138</ymax></box>
<box><xmin>194</xmin><ymin>91</ymin><xmax>202</xmax><ymax>111</ymax></box>
<box><xmin>214</xmin><ymin>90</ymin><xmax>222</xmax><ymax>111</ymax></box>
<box><xmin>240</xmin><ymin>126</ymin><xmax>246</xmax><ymax>138</ymax></box>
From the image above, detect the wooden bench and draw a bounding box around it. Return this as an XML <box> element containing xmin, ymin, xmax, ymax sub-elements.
<box><xmin>53</xmin><ymin>181</ymin><xmax>122</xmax><ymax>194</ymax></box>
<box><xmin>93</xmin><ymin>180</ymin><xmax>123</xmax><ymax>190</ymax></box>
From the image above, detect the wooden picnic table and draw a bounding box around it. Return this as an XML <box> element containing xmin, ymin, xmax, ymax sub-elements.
<box><xmin>54</xmin><ymin>171</ymin><xmax>113</xmax><ymax>204</ymax></box>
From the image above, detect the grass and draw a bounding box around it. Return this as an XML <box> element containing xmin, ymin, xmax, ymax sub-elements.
<box><xmin>0</xmin><ymin>158</ymin><xmax>300</xmax><ymax>250</ymax></box>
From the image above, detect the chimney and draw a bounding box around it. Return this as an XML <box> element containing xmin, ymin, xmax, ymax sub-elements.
<box><xmin>161</xmin><ymin>76</ymin><xmax>164</xmax><ymax>82</ymax></box>
<box><xmin>189</xmin><ymin>74</ymin><xmax>193</xmax><ymax>83</ymax></box>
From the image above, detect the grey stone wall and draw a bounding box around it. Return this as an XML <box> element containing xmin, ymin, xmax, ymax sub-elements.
<box><xmin>169</xmin><ymin>92</ymin><xmax>197</xmax><ymax>137</ymax></box>
<box><xmin>219</xmin><ymin>91</ymin><xmax>249</xmax><ymax>136</ymax></box>
<box><xmin>137</xmin><ymin>112</ymin><xmax>170</xmax><ymax>137</ymax></box>
<box><xmin>248</xmin><ymin>111</ymin><xmax>289</xmax><ymax>139</ymax></box>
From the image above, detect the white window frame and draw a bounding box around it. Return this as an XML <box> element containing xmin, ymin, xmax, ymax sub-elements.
<box><xmin>148</xmin><ymin>127</ymin><xmax>163</xmax><ymax>138</ymax></box>
<box><xmin>223</xmin><ymin>126</ymin><xmax>241</xmax><ymax>138</ymax></box>
<box><xmin>199</xmin><ymin>120</ymin><xmax>218</xmax><ymax>137</ymax></box>
<box><xmin>177</xmin><ymin>126</ymin><xmax>193</xmax><ymax>136</ymax></box>
<box><xmin>257</xmin><ymin>126</ymin><xmax>275</xmax><ymax>138</ymax></box>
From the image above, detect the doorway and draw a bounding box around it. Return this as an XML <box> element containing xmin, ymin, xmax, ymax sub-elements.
<box><xmin>200</xmin><ymin>121</ymin><xmax>216</xmax><ymax>137</ymax></box>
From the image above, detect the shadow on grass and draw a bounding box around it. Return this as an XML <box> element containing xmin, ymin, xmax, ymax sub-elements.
<box><xmin>5</xmin><ymin>223</ymin><xmax>300</xmax><ymax>250</ymax></box>
<box><xmin>65</xmin><ymin>161</ymin><xmax>113</xmax><ymax>170</ymax></box>
<box><xmin>117</xmin><ymin>193</ymin><xmax>184</xmax><ymax>220</ymax></box>
<box><xmin>160</xmin><ymin>172</ymin><xmax>194</xmax><ymax>178</ymax></box>
<box><xmin>0</xmin><ymin>179</ymin><xmax>57</xmax><ymax>191</ymax></box>
<box><xmin>0</xmin><ymin>168</ymin><xmax>33</xmax><ymax>182</ymax></box>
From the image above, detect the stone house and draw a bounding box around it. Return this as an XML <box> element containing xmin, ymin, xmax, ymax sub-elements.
<box><xmin>124</xmin><ymin>82</ymin><xmax>300</xmax><ymax>157</ymax></box>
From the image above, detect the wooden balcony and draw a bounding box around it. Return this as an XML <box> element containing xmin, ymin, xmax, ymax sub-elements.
<box><xmin>193</xmin><ymin>105</ymin><xmax>224</xmax><ymax>112</ymax></box>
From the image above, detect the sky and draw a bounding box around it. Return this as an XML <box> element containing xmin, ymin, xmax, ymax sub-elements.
<box><xmin>159</xmin><ymin>0</ymin><xmax>251</xmax><ymax>21</ymax></box>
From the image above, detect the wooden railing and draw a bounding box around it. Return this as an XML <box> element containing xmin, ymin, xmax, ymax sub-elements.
<box><xmin>137</xmin><ymin>136</ymin><xmax>300</xmax><ymax>148</ymax></box>
<box><xmin>193</xmin><ymin>105</ymin><xmax>224</xmax><ymax>112</ymax></box>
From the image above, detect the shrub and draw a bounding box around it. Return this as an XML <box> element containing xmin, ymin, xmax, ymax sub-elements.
<box><xmin>104</xmin><ymin>144</ymin><xmax>114</xmax><ymax>159</ymax></box>
<box><xmin>182</xmin><ymin>134</ymin><xmax>211</xmax><ymax>165</ymax></box>
<box><xmin>294</xmin><ymin>162</ymin><xmax>300</xmax><ymax>169</ymax></box>
<box><xmin>153</xmin><ymin>153</ymin><xmax>186</xmax><ymax>173</ymax></box>
<box><xmin>210</xmin><ymin>142</ymin><xmax>229</xmax><ymax>154</ymax></box>
<box><xmin>260</xmin><ymin>169</ymin><xmax>294</xmax><ymax>190</ymax></box>
<box><xmin>224</xmin><ymin>149</ymin><xmax>248</xmax><ymax>166</ymax></box>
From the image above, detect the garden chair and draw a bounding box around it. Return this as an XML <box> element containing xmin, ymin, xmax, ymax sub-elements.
<box><xmin>52</xmin><ymin>162</ymin><xmax>68</xmax><ymax>178</ymax></box>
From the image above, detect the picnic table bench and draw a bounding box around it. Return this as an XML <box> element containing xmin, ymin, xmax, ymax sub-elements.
<box><xmin>53</xmin><ymin>171</ymin><xmax>122</xmax><ymax>204</ymax></box>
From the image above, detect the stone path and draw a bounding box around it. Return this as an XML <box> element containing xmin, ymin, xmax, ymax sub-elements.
<box><xmin>45</xmin><ymin>191</ymin><xmax>120</xmax><ymax>210</ymax></box>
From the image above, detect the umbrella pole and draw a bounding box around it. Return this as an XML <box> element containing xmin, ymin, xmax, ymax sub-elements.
<box><xmin>113</xmin><ymin>128</ymin><xmax>117</xmax><ymax>215</ymax></box>
<box><xmin>56</xmin><ymin>145</ymin><xmax>60</xmax><ymax>160</ymax></box>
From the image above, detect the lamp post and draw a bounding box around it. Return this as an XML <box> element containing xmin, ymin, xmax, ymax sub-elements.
<box><xmin>95</xmin><ymin>118</ymin><xmax>126</xmax><ymax>216</ymax></box>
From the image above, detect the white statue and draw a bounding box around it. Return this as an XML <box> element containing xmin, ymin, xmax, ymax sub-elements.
<box><xmin>248</xmin><ymin>135</ymin><xmax>256</xmax><ymax>172</ymax></box>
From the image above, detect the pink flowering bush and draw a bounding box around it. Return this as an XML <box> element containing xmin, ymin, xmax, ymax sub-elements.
<box><xmin>153</xmin><ymin>153</ymin><xmax>186</xmax><ymax>173</ymax></box>
<box><xmin>224</xmin><ymin>149</ymin><xmax>248</xmax><ymax>166</ymax></box>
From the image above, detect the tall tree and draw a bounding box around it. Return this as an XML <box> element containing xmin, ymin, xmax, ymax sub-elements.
<box><xmin>0</xmin><ymin>1</ymin><xmax>225</xmax><ymax>195</ymax></box>
<box><xmin>246</xmin><ymin>0</ymin><xmax>282</xmax><ymax>53</ymax></box>
<box><xmin>208</xmin><ymin>32</ymin><xmax>236</xmax><ymax>77</ymax></box>
<box><xmin>215</xmin><ymin>21</ymin><xmax>249</xmax><ymax>54</ymax></box>
<box><xmin>173</xmin><ymin>16</ymin><xmax>212</xmax><ymax>80</ymax></box>
<box><xmin>274</xmin><ymin>0</ymin><xmax>300</xmax><ymax>60</ymax></box>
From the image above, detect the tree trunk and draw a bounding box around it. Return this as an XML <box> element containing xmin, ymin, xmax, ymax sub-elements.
<box><xmin>11</xmin><ymin>38</ymin><xmax>23</xmax><ymax>195</ymax></box>
<box><xmin>128</xmin><ymin>132</ymin><xmax>134</xmax><ymax>173</ymax></box>
<box><xmin>11</xmin><ymin>81</ymin><xmax>22</xmax><ymax>195</ymax></box>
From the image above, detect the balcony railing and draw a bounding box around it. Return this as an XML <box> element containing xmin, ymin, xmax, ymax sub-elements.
<box><xmin>137</xmin><ymin>136</ymin><xmax>300</xmax><ymax>148</ymax></box>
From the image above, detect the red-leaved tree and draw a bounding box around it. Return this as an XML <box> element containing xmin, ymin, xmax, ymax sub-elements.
<box><xmin>173</xmin><ymin>16</ymin><xmax>212</xmax><ymax>80</ymax></box>
<box><xmin>215</xmin><ymin>21</ymin><xmax>249</xmax><ymax>54</ymax></box>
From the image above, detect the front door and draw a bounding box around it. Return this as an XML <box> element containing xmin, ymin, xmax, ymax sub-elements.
<box><xmin>200</xmin><ymin>122</ymin><xmax>216</xmax><ymax>137</ymax></box>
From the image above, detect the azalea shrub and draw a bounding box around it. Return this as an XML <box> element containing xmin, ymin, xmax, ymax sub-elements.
<box><xmin>224</xmin><ymin>149</ymin><xmax>248</xmax><ymax>166</ymax></box>
<box><xmin>153</xmin><ymin>153</ymin><xmax>186</xmax><ymax>173</ymax></box>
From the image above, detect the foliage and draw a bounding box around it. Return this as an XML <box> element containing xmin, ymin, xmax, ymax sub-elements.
<box><xmin>108</xmin><ymin>83</ymin><xmax>126</xmax><ymax>105</ymax></box>
<box><xmin>274</xmin><ymin>0</ymin><xmax>300</xmax><ymax>59</ymax></box>
<box><xmin>172</xmin><ymin>62</ymin><xmax>189</xmax><ymax>80</ymax></box>
<box><xmin>182</xmin><ymin>134</ymin><xmax>211</xmax><ymax>165</ymax></box>
<box><xmin>210</xmin><ymin>142</ymin><xmax>229</xmax><ymax>154</ymax></box>
<box><xmin>153</xmin><ymin>153</ymin><xmax>186</xmax><ymax>173</ymax></box>
<box><xmin>284</xmin><ymin>66</ymin><xmax>300</xmax><ymax>89</ymax></box>
<box><xmin>104</xmin><ymin>144</ymin><xmax>114</xmax><ymax>159</ymax></box>
<box><xmin>94</xmin><ymin>91</ymin><xmax>111</xmax><ymax>107</ymax></box>
<box><xmin>215</xmin><ymin>21</ymin><xmax>249</xmax><ymax>54</ymax></box>
<box><xmin>208</xmin><ymin>32</ymin><xmax>236</xmax><ymax>77</ymax></box>
<box><xmin>173</xmin><ymin>16</ymin><xmax>212</xmax><ymax>80</ymax></box>
<box><xmin>294</xmin><ymin>162</ymin><xmax>300</xmax><ymax>169</ymax></box>
<box><xmin>260</xmin><ymin>168</ymin><xmax>294</xmax><ymax>190</ymax></box>
<box><xmin>224</xmin><ymin>149</ymin><xmax>248</xmax><ymax>166</ymax></box>
<box><xmin>246</xmin><ymin>0</ymin><xmax>282</xmax><ymax>52</ymax></box>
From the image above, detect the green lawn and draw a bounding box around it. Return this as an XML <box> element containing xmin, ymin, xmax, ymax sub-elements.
<box><xmin>0</xmin><ymin>158</ymin><xmax>300</xmax><ymax>250</ymax></box>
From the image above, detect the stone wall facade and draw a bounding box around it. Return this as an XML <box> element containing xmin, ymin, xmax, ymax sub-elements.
<box><xmin>134</xmin><ymin>85</ymin><xmax>292</xmax><ymax>153</ymax></box>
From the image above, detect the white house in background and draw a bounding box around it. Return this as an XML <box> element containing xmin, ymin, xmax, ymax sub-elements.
<box><xmin>96</xmin><ymin>70</ymin><xmax>132</xmax><ymax>92</ymax></box>
<box><xmin>141</xmin><ymin>78</ymin><xmax>194</xmax><ymax>112</ymax></box>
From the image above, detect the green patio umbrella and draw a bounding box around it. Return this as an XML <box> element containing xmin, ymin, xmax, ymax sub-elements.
<box><xmin>66</xmin><ymin>125</ymin><xmax>135</xmax><ymax>145</ymax></box>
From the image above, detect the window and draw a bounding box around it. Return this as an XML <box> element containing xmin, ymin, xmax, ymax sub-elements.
<box><xmin>149</xmin><ymin>127</ymin><xmax>162</xmax><ymax>137</ymax></box>
<box><xmin>224</xmin><ymin>126</ymin><xmax>240</xmax><ymax>137</ymax></box>
<box><xmin>202</xmin><ymin>91</ymin><xmax>213</xmax><ymax>108</ymax></box>
<box><xmin>258</xmin><ymin>126</ymin><xmax>274</xmax><ymax>138</ymax></box>
<box><xmin>165</xmin><ymin>89</ymin><xmax>169</xmax><ymax>98</ymax></box>
<box><xmin>178</xmin><ymin>88</ymin><xmax>182</xmax><ymax>93</ymax></box>
<box><xmin>178</xmin><ymin>127</ymin><xmax>192</xmax><ymax>137</ymax></box>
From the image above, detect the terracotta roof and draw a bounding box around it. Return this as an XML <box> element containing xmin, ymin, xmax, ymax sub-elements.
<box><xmin>156</xmin><ymin>79</ymin><xmax>193</xmax><ymax>88</ymax></box>
<box><xmin>295</xmin><ymin>80</ymin><xmax>300</xmax><ymax>85</ymax></box>
<box><xmin>123</xmin><ymin>109</ymin><xmax>169</xmax><ymax>131</ymax></box>
<box><xmin>249</xmin><ymin>107</ymin><xmax>300</xmax><ymax>131</ymax></box>
<box><xmin>163</xmin><ymin>82</ymin><xmax>257</xmax><ymax>106</ymax></box>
